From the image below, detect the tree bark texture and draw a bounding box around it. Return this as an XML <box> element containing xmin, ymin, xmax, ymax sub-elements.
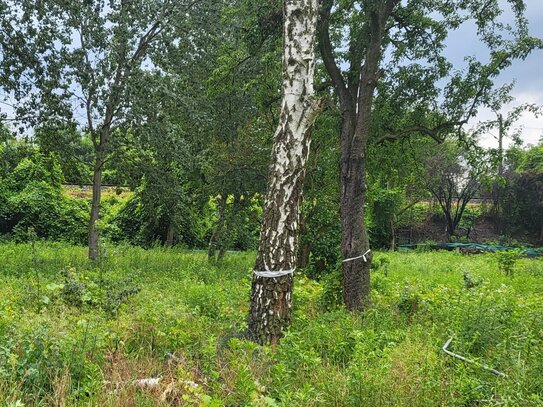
<box><xmin>248</xmin><ymin>0</ymin><xmax>319</xmax><ymax>345</ymax></box>
<box><xmin>319</xmin><ymin>0</ymin><xmax>398</xmax><ymax>310</ymax></box>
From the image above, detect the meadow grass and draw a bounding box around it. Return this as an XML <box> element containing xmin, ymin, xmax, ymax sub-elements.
<box><xmin>0</xmin><ymin>242</ymin><xmax>542</xmax><ymax>406</ymax></box>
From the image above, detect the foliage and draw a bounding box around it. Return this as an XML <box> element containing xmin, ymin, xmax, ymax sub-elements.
<box><xmin>499</xmin><ymin>142</ymin><xmax>543</xmax><ymax>241</ymax></box>
<box><xmin>0</xmin><ymin>144</ymin><xmax>88</xmax><ymax>243</ymax></box>
<box><xmin>368</xmin><ymin>187</ymin><xmax>404</xmax><ymax>249</ymax></box>
<box><xmin>34</xmin><ymin>126</ymin><xmax>94</xmax><ymax>185</ymax></box>
<box><xmin>298</xmin><ymin>110</ymin><xmax>341</xmax><ymax>277</ymax></box>
<box><xmin>496</xmin><ymin>250</ymin><xmax>522</xmax><ymax>276</ymax></box>
<box><xmin>110</xmin><ymin>186</ymin><xmax>206</xmax><ymax>249</ymax></box>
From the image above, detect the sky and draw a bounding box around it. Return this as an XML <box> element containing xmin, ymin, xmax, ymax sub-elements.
<box><xmin>443</xmin><ymin>0</ymin><xmax>543</xmax><ymax>149</ymax></box>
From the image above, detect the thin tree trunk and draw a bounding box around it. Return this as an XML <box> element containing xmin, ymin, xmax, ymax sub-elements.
<box><xmin>88</xmin><ymin>149</ymin><xmax>104</xmax><ymax>260</ymax></box>
<box><xmin>296</xmin><ymin>203</ymin><xmax>310</xmax><ymax>268</ymax></box>
<box><xmin>88</xmin><ymin>112</ymin><xmax>113</xmax><ymax>260</ymax></box>
<box><xmin>494</xmin><ymin>114</ymin><xmax>504</xmax><ymax>233</ymax></box>
<box><xmin>248</xmin><ymin>0</ymin><xmax>319</xmax><ymax>345</ymax></box>
<box><xmin>390</xmin><ymin>219</ymin><xmax>396</xmax><ymax>251</ymax></box>
<box><xmin>208</xmin><ymin>193</ymin><xmax>227</xmax><ymax>260</ymax></box>
<box><xmin>297</xmin><ymin>242</ymin><xmax>311</xmax><ymax>268</ymax></box>
<box><xmin>218</xmin><ymin>246</ymin><xmax>226</xmax><ymax>262</ymax></box>
<box><xmin>218</xmin><ymin>195</ymin><xmax>240</xmax><ymax>261</ymax></box>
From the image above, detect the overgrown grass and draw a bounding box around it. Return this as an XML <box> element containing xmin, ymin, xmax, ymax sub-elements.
<box><xmin>1</xmin><ymin>242</ymin><xmax>543</xmax><ymax>406</ymax></box>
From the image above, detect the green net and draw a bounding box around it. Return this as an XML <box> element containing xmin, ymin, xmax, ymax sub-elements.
<box><xmin>397</xmin><ymin>243</ymin><xmax>543</xmax><ymax>257</ymax></box>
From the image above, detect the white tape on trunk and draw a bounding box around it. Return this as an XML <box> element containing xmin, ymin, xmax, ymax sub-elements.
<box><xmin>253</xmin><ymin>269</ymin><xmax>295</xmax><ymax>278</ymax></box>
<box><xmin>343</xmin><ymin>249</ymin><xmax>371</xmax><ymax>263</ymax></box>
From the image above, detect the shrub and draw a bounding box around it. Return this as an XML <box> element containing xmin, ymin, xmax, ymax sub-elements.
<box><xmin>397</xmin><ymin>285</ymin><xmax>421</xmax><ymax>318</ymax></box>
<box><xmin>319</xmin><ymin>269</ymin><xmax>343</xmax><ymax>311</ymax></box>
<box><xmin>1</xmin><ymin>156</ymin><xmax>88</xmax><ymax>244</ymax></box>
<box><xmin>496</xmin><ymin>250</ymin><xmax>522</xmax><ymax>276</ymax></box>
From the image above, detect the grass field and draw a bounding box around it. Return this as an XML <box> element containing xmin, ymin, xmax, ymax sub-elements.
<box><xmin>1</xmin><ymin>242</ymin><xmax>543</xmax><ymax>406</ymax></box>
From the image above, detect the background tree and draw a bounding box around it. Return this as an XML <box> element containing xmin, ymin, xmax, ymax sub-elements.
<box><xmin>0</xmin><ymin>0</ymin><xmax>208</xmax><ymax>259</ymax></box>
<box><xmin>500</xmin><ymin>142</ymin><xmax>543</xmax><ymax>242</ymax></box>
<box><xmin>203</xmin><ymin>1</ymin><xmax>278</xmax><ymax>260</ymax></box>
<box><xmin>423</xmin><ymin>141</ymin><xmax>490</xmax><ymax>241</ymax></box>
<box><xmin>317</xmin><ymin>0</ymin><xmax>542</xmax><ymax>309</ymax></box>
<box><xmin>471</xmin><ymin>103</ymin><xmax>542</xmax><ymax>232</ymax></box>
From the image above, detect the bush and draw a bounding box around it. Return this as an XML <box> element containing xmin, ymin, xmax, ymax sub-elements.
<box><xmin>319</xmin><ymin>269</ymin><xmax>343</xmax><ymax>311</ymax></box>
<box><xmin>0</xmin><ymin>156</ymin><xmax>88</xmax><ymax>244</ymax></box>
<box><xmin>496</xmin><ymin>250</ymin><xmax>522</xmax><ymax>276</ymax></box>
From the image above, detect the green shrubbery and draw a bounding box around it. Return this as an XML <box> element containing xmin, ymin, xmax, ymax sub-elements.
<box><xmin>0</xmin><ymin>153</ymin><xmax>89</xmax><ymax>244</ymax></box>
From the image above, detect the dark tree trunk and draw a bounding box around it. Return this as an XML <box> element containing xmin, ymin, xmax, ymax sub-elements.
<box><xmin>296</xmin><ymin>205</ymin><xmax>311</xmax><ymax>268</ymax></box>
<box><xmin>248</xmin><ymin>0</ymin><xmax>319</xmax><ymax>345</ymax></box>
<box><xmin>297</xmin><ymin>242</ymin><xmax>311</xmax><ymax>269</ymax></box>
<box><xmin>446</xmin><ymin>212</ymin><xmax>455</xmax><ymax>241</ymax></box>
<box><xmin>390</xmin><ymin>219</ymin><xmax>396</xmax><ymax>251</ymax></box>
<box><xmin>217</xmin><ymin>247</ymin><xmax>225</xmax><ymax>261</ymax></box>
<box><xmin>340</xmin><ymin>112</ymin><xmax>373</xmax><ymax>310</ymax></box>
<box><xmin>319</xmin><ymin>0</ymin><xmax>397</xmax><ymax>310</ymax></box>
<box><xmin>494</xmin><ymin>114</ymin><xmax>504</xmax><ymax>233</ymax></box>
<box><xmin>165</xmin><ymin>221</ymin><xmax>175</xmax><ymax>246</ymax></box>
<box><xmin>340</xmin><ymin>112</ymin><xmax>373</xmax><ymax>309</ymax></box>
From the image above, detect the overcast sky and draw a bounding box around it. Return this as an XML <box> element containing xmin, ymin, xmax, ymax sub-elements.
<box><xmin>444</xmin><ymin>0</ymin><xmax>543</xmax><ymax>148</ymax></box>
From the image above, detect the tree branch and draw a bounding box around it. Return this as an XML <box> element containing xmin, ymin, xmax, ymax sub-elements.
<box><xmin>318</xmin><ymin>0</ymin><xmax>352</xmax><ymax>112</ymax></box>
<box><xmin>375</xmin><ymin>121</ymin><xmax>467</xmax><ymax>145</ymax></box>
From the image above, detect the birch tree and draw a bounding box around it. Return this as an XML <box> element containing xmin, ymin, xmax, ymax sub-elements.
<box><xmin>247</xmin><ymin>0</ymin><xmax>319</xmax><ymax>345</ymax></box>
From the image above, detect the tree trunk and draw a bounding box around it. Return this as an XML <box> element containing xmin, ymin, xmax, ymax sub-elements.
<box><xmin>390</xmin><ymin>218</ymin><xmax>396</xmax><ymax>251</ymax></box>
<box><xmin>446</xmin><ymin>214</ymin><xmax>455</xmax><ymax>241</ymax></box>
<box><xmin>296</xmin><ymin>204</ymin><xmax>311</xmax><ymax>268</ymax></box>
<box><xmin>319</xmin><ymin>0</ymin><xmax>397</xmax><ymax>310</ymax></box>
<box><xmin>88</xmin><ymin>149</ymin><xmax>104</xmax><ymax>260</ymax></box>
<box><xmin>297</xmin><ymin>242</ymin><xmax>311</xmax><ymax>268</ymax></box>
<box><xmin>165</xmin><ymin>221</ymin><xmax>175</xmax><ymax>247</ymax></box>
<box><xmin>494</xmin><ymin>114</ymin><xmax>504</xmax><ymax>233</ymax></box>
<box><xmin>340</xmin><ymin>115</ymin><xmax>373</xmax><ymax>309</ymax></box>
<box><xmin>340</xmin><ymin>9</ymin><xmax>394</xmax><ymax>309</ymax></box>
<box><xmin>248</xmin><ymin>0</ymin><xmax>319</xmax><ymax>345</ymax></box>
<box><xmin>88</xmin><ymin>115</ymin><xmax>113</xmax><ymax>260</ymax></box>
<box><xmin>218</xmin><ymin>246</ymin><xmax>226</xmax><ymax>262</ymax></box>
<box><xmin>208</xmin><ymin>193</ymin><xmax>227</xmax><ymax>260</ymax></box>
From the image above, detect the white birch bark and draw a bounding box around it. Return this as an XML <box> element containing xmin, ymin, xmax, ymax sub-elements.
<box><xmin>248</xmin><ymin>0</ymin><xmax>319</xmax><ymax>345</ymax></box>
